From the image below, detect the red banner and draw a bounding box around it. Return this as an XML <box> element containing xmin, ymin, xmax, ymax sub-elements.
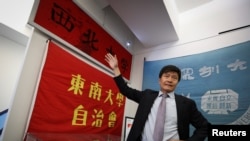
<box><xmin>33</xmin><ymin>0</ymin><xmax>132</xmax><ymax>80</ymax></box>
<box><xmin>27</xmin><ymin>41</ymin><xmax>125</xmax><ymax>139</ymax></box>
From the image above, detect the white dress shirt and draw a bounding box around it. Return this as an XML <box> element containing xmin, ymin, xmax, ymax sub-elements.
<box><xmin>142</xmin><ymin>91</ymin><xmax>179</xmax><ymax>141</ymax></box>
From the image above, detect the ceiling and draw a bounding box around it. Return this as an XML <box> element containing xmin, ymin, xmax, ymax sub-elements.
<box><xmin>75</xmin><ymin>0</ymin><xmax>249</xmax><ymax>49</ymax></box>
<box><xmin>106</xmin><ymin>0</ymin><xmax>178</xmax><ymax>48</ymax></box>
<box><xmin>103</xmin><ymin>0</ymin><xmax>211</xmax><ymax>48</ymax></box>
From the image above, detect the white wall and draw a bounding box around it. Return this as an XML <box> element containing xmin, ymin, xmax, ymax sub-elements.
<box><xmin>0</xmin><ymin>36</ymin><xmax>25</xmax><ymax>112</ymax></box>
<box><xmin>1</xmin><ymin>28</ymin><xmax>46</xmax><ymax>141</ymax></box>
<box><xmin>0</xmin><ymin>34</ymin><xmax>26</xmax><ymax>139</ymax></box>
<box><xmin>0</xmin><ymin>25</ymin><xmax>34</xmax><ymax>141</ymax></box>
<box><xmin>177</xmin><ymin>0</ymin><xmax>250</xmax><ymax>43</ymax></box>
<box><xmin>0</xmin><ymin>0</ymin><xmax>34</xmax><ymax>36</ymax></box>
<box><xmin>0</xmin><ymin>0</ymin><xmax>35</xmax><ymax>140</ymax></box>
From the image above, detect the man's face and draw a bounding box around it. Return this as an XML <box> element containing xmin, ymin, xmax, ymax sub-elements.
<box><xmin>158</xmin><ymin>71</ymin><xmax>179</xmax><ymax>93</ymax></box>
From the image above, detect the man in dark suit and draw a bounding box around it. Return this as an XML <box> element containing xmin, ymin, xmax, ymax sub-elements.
<box><xmin>105</xmin><ymin>53</ymin><xmax>211</xmax><ymax>141</ymax></box>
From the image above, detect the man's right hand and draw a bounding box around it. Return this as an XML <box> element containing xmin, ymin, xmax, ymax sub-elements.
<box><xmin>105</xmin><ymin>53</ymin><xmax>121</xmax><ymax>76</ymax></box>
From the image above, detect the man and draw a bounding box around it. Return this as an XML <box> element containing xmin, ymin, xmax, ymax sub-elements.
<box><xmin>105</xmin><ymin>53</ymin><xmax>210</xmax><ymax>141</ymax></box>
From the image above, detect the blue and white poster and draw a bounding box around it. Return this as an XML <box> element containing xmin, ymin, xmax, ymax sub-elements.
<box><xmin>143</xmin><ymin>41</ymin><xmax>250</xmax><ymax>125</ymax></box>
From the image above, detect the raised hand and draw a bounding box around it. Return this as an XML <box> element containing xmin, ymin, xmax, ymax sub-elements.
<box><xmin>105</xmin><ymin>53</ymin><xmax>121</xmax><ymax>76</ymax></box>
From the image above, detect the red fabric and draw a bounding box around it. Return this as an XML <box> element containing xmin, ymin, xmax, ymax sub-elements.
<box><xmin>27</xmin><ymin>41</ymin><xmax>125</xmax><ymax>138</ymax></box>
<box><xmin>26</xmin><ymin>133</ymin><xmax>120</xmax><ymax>141</ymax></box>
<box><xmin>34</xmin><ymin>0</ymin><xmax>132</xmax><ymax>80</ymax></box>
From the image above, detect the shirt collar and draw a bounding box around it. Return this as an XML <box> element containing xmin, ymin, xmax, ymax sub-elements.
<box><xmin>159</xmin><ymin>91</ymin><xmax>175</xmax><ymax>98</ymax></box>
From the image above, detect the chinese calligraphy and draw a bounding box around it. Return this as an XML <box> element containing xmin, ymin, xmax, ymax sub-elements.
<box><xmin>181</xmin><ymin>59</ymin><xmax>247</xmax><ymax>80</ymax></box>
<box><xmin>72</xmin><ymin>105</ymin><xmax>87</xmax><ymax>125</ymax></box>
<box><xmin>227</xmin><ymin>59</ymin><xmax>247</xmax><ymax>71</ymax></box>
<box><xmin>68</xmin><ymin>73</ymin><xmax>124</xmax><ymax>128</ymax></box>
<box><xmin>68</xmin><ymin>74</ymin><xmax>85</xmax><ymax>95</ymax></box>
<box><xmin>89</xmin><ymin>82</ymin><xmax>102</xmax><ymax>101</ymax></box>
<box><xmin>80</xmin><ymin>29</ymin><xmax>99</xmax><ymax>54</ymax></box>
<box><xmin>51</xmin><ymin>3</ymin><xmax>76</xmax><ymax>32</ymax></box>
<box><xmin>201</xmin><ymin>89</ymin><xmax>238</xmax><ymax>114</ymax></box>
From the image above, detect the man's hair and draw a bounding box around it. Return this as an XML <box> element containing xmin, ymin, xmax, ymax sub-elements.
<box><xmin>158</xmin><ymin>65</ymin><xmax>181</xmax><ymax>81</ymax></box>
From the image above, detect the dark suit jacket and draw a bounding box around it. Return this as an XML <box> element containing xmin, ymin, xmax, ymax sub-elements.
<box><xmin>114</xmin><ymin>75</ymin><xmax>210</xmax><ymax>141</ymax></box>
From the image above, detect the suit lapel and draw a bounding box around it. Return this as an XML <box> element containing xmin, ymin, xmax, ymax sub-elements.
<box><xmin>175</xmin><ymin>95</ymin><xmax>184</xmax><ymax>121</ymax></box>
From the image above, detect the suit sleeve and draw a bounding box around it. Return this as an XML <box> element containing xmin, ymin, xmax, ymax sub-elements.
<box><xmin>113</xmin><ymin>75</ymin><xmax>142</xmax><ymax>103</ymax></box>
<box><xmin>187</xmin><ymin>100</ymin><xmax>211</xmax><ymax>141</ymax></box>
